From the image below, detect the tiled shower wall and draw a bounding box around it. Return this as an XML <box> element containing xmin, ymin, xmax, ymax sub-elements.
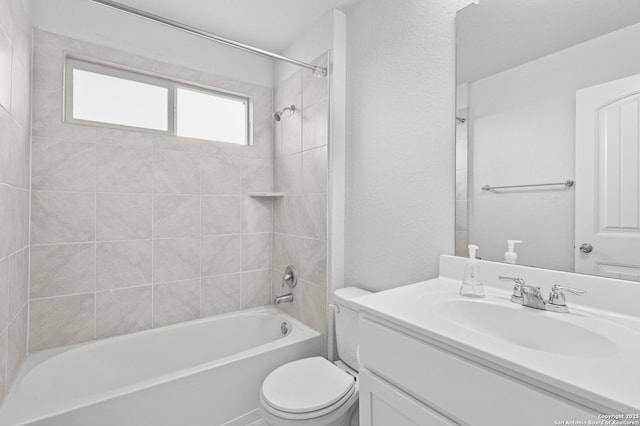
<box><xmin>28</xmin><ymin>30</ymin><xmax>275</xmax><ymax>352</ymax></box>
<box><xmin>0</xmin><ymin>0</ymin><xmax>31</xmax><ymax>400</ymax></box>
<box><xmin>271</xmin><ymin>54</ymin><xmax>329</xmax><ymax>343</ymax></box>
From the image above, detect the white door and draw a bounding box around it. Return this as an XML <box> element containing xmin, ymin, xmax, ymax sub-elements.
<box><xmin>576</xmin><ymin>73</ymin><xmax>640</xmax><ymax>280</ymax></box>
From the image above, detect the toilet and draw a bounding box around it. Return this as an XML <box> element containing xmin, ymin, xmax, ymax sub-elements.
<box><xmin>259</xmin><ymin>287</ymin><xmax>371</xmax><ymax>426</ymax></box>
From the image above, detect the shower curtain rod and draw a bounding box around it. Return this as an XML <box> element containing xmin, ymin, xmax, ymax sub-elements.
<box><xmin>89</xmin><ymin>0</ymin><xmax>328</xmax><ymax>77</ymax></box>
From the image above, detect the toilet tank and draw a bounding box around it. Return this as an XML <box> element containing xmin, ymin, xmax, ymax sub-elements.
<box><xmin>333</xmin><ymin>287</ymin><xmax>371</xmax><ymax>371</ymax></box>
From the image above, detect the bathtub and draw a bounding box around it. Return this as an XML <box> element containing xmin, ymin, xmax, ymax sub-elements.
<box><xmin>0</xmin><ymin>307</ymin><xmax>321</xmax><ymax>426</ymax></box>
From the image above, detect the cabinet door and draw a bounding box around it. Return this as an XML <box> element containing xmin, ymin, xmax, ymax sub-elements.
<box><xmin>359</xmin><ymin>369</ymin><xmax>457</xmax><ymax>426</ymax></box>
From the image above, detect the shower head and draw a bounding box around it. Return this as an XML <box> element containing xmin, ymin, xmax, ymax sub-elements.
<box><xmin>273</xmin><ymin>105</ymin><xmax>296</xmax><ymax>122</ymax></box>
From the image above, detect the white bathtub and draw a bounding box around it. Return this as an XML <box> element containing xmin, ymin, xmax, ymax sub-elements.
<box><xmin>0</xmin><ymin>307</ymin><xmax>321</xmax><ymax>426</ymax></box>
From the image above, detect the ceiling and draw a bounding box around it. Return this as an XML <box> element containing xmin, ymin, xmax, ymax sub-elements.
<box><xmin>457</xmin><ymin>0</ymin><xmax>640</xmax><ymax>83</ymax></box>
<box><xmin>109</xmin><ymin>0</ymin><xmax>360</xmax><ymax>52</ymax></box>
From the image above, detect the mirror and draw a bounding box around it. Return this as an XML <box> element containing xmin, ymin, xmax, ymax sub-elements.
<box><xmin>456</xmin><ymin>0</ymin><xmax>640</xmax><ymax>281</ymax></box>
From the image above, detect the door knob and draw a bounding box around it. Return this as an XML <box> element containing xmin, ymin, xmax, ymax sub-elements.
<box><xmin>579</xmin><ymin>243</ymin><xmax>593</xmax><ymax>253</ymax></box>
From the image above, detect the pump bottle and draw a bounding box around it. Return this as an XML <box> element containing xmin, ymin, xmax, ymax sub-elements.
<box><xmin>460</xmin><ymin>245</ymin><xmax>485</xmax><ymax>298</ymax></box>
<box><xmin>504</xmin><ymin>240</ymin><xmax>522</xmax><ymax>264</ymax></box>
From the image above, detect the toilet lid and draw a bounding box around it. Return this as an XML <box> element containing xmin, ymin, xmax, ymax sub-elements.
<box><xmin>261</xmin><ymin>357</ymin><xmax>356</xmax><ymax>414</ymax></box>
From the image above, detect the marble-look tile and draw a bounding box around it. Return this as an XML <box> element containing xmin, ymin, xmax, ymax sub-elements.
<box><xmin>96</xmin><ymin>193</ymin><xmax>152</xmax><ymax>241</ymax></box>
<box><xmin>241</xmin><ymin>270</ymin><xmax>271</xmax><ymax>309</ymax></box>
<box><xmin>8</xmin><ymin>0</ymin><xmax>31</xmax><ymax>68</ymax></box>
<box><xmin>153</xmin><ymin>237</ymin><xmax>200</xmax><ymax>283</ymax></box>
<box><xmin>455</xmin><ymin>231</ymin><xmax>469</xmax><ymax>257</ymax></box>
<box><xmin>154</xmin><ymin>195</ymin><xmax>200</xmax><ymax>238</ymax></box>
<box><xmin>302</xmin><ymin>99</ymin><xmax>329</xmax><ymax>151</ymax></box>
<box><xmin>280</xmin><ymin>112</ymin><xmax>302</xmax><ymax>157</ymax></box>
<box><xmin>273</xmin><ymin>196</ymin><xmax>303</xmax><ymax>236</ymax></box>
<box><xmin>275</xmin><ymin>154</ymin><xmax>302</xmax><ymax>194</ymax></box>
<box><xmin>201</xmin><ymin>155</ymin><xmax>242</xmax><ymax>195</ymax></box>
<box><xmin>0</xmin><ymin>31</ymin><xmax>11</xmax><ymax>111</ymax></box>
<box><xmin>271</xmin><ymin>269</ymin><xmax>300</xmax><ymax>319</ymax></box>
<box><xmin>274</xmin><ymin>71</ymin><xmax>302</xmax><ymax>115</ymax></box>
<box><xmin>456</xmin><ymin>200</ymin><xmax>468</xmax><ymax>232</ymax></box>
<box><xmin>31</xmin><ymin>138</ymin><xmax>96</xmax><ymax>191</ymax></box>
<box><xmin>302</xmin><ymin>53</ymin><xmax>329</xmax><ymax>110</ymax></box>
<box><xmin>0</xmin><ymin>330</ymin><xmax>6</xmax><ymax>399</ymax></box>
<box><xmin>272</xmin><ymin>233</ymin><xmax>302</xmax><ymax>273</ymax></box>
<box><xmin>201</xmin><ymin>196</ymin><xmax>241</xmax><ymax>235</ymax></box>
<box><xmin>96</xmin><ymin>286</ymin><xmax>152</xmax><ymax>339</ymax></box>
<box><xmin>301</xmin><ymin>239</ymin><xmax>327</xmax><ymax>287</ymax></box>
<box><xmin>0</xmin><ymin>258</ymin><xmax>8</xmax><ymax>332</ymax></box>
<box><xmin>7</xmin><ymin>306</ymin><xmax>27</xmax><ymax>387</ymax></box>
<box><xmin>97</xmin><ymin>128</ymin><xmax>154</xmax><ymax>146</ymax></box>
<box><xmin>96</xmin><ymin>143</ymin><xmax>153</xmax><ymax>193</ymax></box>
<box><xmin>31</xmin><ymin>191</ymin><xmax>95</xmax><ymax>244</ymax></box>
<box><xmin>300</xmin><ymin>280</ymin><xmax>327</xmax><ymax>334</ymax></box>
<box><xmin>242</xmin><ymin>234</ymin><xmax>271</xmax><ymax>271</ymax></box>
<box><xmin>153</xmin><ymin>134</ymin><xmax>201</xmax><ymax>153</ymax></box>
<box><xmin>153</xmin><ymin>149</ymin><xmax>200</xmax><ymax>194</ymax></box>
<box><xmin>242</xmin><ymin>197</ymin><xmax>272</xmax><ymax>234</ymax></box>
<box><xmin>11</xmin><ymin>125</ymin><xmax>30</xmax><ymax>190</ymax></box>
<box><xmin>8</xmin><ymin>248</ymin><xmax>28</xmax><ymax>318</ymax></box>
<box><xmin>241</xmin><ymin>159</ymin><xmax>273</xmax><ymax>194</ymax></box>
<box><xmin>456</xmin><ymin>169</ymin><xmax>468</xmax><ymax>201</ymax></box>
<box><xmin>10</xmin><ymin>53</ymin><xmax>30</xmax><ymax>128</ymax></box>
<box><xmin>302</xmin><ymin>146</ymin><xmax>328</xmax><ymax>194</ymax></box>
<box><xmin>7</xmin><ymin>186</ymin><xmax>28</xmax><ymax>252</ymax></box>
<box><xmin>153</xmin><ymin>280</ymin><xmax>199</xmax><ymax>327</ymax></box>
<box><xmin>29</xmin><ymin>294</ymin><xmax>95</xmax><ymax>352</ymax></box>
<box><xmin>96</xmin><ymin>240</ymin><xmax>152</xmax><ymax>291</ymax></box>
<box><xmin>0</xmin><ymin>109</ymin><xmax>13</xmax><ymax>185</ymax></box>
<box><xmin>200</xmin><ymin>274</ymin><xmax>241</xmax><ymax>317</ymax></box>
<box><xmin>201</xmin><ymin>235</ymin><xmax>241</xmax><ymax>277</ymax></box>
<box><xmin>0</xmin><ymin>185</ymin><xmax>11</xmax><ymax>259</ymax></box>
<box><xmin>30</xmin><ymin>243</ymin><xmax>95</xmax><ymax>299</ymax></box>
<box><xmin>300</xmin><ymin>194</ymin><xmax>327</xmax><ymax>240</ymax></box>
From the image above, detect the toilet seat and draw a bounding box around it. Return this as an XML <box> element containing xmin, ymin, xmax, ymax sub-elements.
<box><xmin>261</xmin><ymin>357</ymin><xmax>357</xmax><ymax>420</ymax></box>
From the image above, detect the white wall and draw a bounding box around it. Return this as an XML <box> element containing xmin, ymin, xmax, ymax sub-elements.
<box><xmin>30</xmin><ymin>0</ymin><xmax>274</xmax><ymax>87</ymax></box>
<box><xmin>468</xmin><ymin>22</ymin><xmax>640</xmax><ymax>271</ymax></box>
<box><xmin>344</xmin><ymin>0</ymin><xmax>465</xmax><ymax>292</ymax></box>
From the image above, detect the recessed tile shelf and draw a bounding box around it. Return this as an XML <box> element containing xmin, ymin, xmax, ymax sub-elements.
<box><xmin>248</xmin><ymin>192</ymin><xmax>285</xmax><ymax>198</ymax></box>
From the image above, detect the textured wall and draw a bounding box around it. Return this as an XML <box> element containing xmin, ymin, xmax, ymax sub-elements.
<box><xmin>0</xmin><ymin>0</ymin><xmax>31</xmax><ymax>402</ymax></box>
<box><xmin>468</xmin><ymin>22</ymin><xmax>640</xmax><ymax>271</ymax></box>
<box><xmin>272</xmin><ymin>54</ymin><xmax>329</xmax><ymax>346</ymax></box>
<box><xmin>344</xmin><ymin>0</ymin><xmax>461</xmax><ymax>291</ymax></box>
<box><xmin>28</xmin><ymin>30</ymin><xmax>274</xmax><ymax>352</ymax></box>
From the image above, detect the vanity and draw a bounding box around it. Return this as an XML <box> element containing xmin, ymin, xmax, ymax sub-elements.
<box><xmin>352</xmin><ymin>255</ymin><xmax>640</xmax><ymax>425</ymax></box>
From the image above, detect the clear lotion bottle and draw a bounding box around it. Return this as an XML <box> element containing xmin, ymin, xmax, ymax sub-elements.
<box><xmin>460</xmin><ymin>244</ymin><xmax>485</xmax><ymax>298</ymax></box>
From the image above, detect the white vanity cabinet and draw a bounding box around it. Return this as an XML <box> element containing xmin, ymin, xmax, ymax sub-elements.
<box><xmin>358</xmin><ymin>315</ymin><xmax>599</xmax><ymax>426</ymax></box>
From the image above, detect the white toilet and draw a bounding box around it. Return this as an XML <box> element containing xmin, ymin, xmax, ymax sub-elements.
<box><xmin>259</xmin><ymin>287</ymin><xmax>371</xmax><ymax>426</ymax></box>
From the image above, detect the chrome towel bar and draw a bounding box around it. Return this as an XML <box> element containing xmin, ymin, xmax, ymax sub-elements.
<box><xmin>482</xmin><ymin>179</ymin><xmax>574</xmax><ymax>191</ymax></box>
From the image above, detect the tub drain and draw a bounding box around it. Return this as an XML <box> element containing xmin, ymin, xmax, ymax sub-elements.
<box><xmin>281</xmin><ymin>322</ymin><xmax>290</xmax><ymax>335</ymax></box>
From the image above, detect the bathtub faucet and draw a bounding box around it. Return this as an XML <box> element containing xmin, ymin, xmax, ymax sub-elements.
<box><xmin>274</xmin><ymin>293</ymin><xmax>294</xmax><ymax>304</ymax></box>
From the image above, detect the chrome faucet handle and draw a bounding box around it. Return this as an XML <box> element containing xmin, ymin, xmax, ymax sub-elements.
<box><xmin>547</xmin><ymin>284</ymin><xmax>586</xmax><ymax>313</ymax></box>
<box><xmin>498</xmin><ymin>276</ymin><xmax>525</xmax><ymax>304</ymax></box>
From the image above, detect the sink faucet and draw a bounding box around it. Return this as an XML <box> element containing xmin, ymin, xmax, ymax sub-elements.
<box><xmin>498</xmin><ymin>276</ymin><xmax>586</xmax><ymax>313</ymax></box>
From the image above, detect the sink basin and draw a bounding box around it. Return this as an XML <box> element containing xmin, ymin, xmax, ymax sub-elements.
<box><xmin>428</xmin><ymin>297</ymin><xmax>617</xmax><ymax>358</ymax></box>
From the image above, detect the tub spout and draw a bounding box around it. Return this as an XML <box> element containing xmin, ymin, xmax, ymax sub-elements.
<box><xmin>274</xmin><ymin>293</ymin><xmax>293</xmax><ymax>304</ymax></box>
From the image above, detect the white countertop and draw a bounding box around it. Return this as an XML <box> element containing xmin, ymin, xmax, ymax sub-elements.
<box><xmin>351</xmin><ymin>277</ymin><xmax>640</xmax><ymax>413</ymax></box>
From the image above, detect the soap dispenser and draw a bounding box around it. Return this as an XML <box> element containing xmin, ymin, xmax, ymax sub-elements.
<box><xmin>504</xmin><ymin>240</ymin><xmax>522</xmax><ymax>264</ymax></box>
<box><xmin>460</xmin><ymin>245</ymin><xmax>485</xmax><ymax>298</ymax></box>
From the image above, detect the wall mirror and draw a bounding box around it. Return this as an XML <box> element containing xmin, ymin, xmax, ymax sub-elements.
<box><xmin>456</xmin><ymin>0</ymin><xmax>640</xmax><ymax>281</ymax></box>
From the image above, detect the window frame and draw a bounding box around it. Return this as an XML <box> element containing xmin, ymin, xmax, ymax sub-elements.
<box><xmin>64</xmin><ymin>58</ymin><xmax>253</xmax><ymax>146</ymax></box>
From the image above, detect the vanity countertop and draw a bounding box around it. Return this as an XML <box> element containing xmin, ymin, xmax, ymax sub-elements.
<box><xmin>352</xmin><ymin>276</ymin><xmax>640</xmax><ymax>414</ymax></box>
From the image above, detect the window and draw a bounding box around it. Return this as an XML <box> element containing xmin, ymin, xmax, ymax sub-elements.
<box><xmin>65</xmin><ymin>59</ymin><xmax>251</xmax><ymax>145</ymax></box>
